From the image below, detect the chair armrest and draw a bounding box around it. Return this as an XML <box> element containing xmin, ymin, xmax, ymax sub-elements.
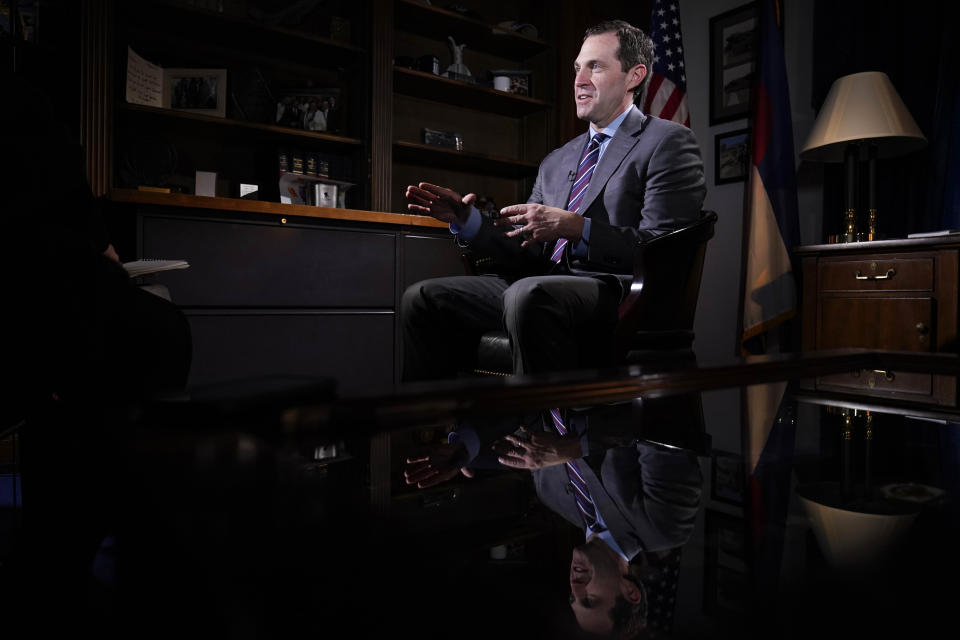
<box><xmin>615</xmin><ymin>240</ymin><xmax>650</xmax><ymax>349</ymax></box>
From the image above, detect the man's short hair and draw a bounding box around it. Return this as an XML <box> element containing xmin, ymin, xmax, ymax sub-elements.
<box><xmin>583</xmin><ymin>20</ymin><xmax>654</xmax><ymax>100</ymax></box>
<box><xmin>608</xmin><ymin>568</ymin><xmax>648</xmax><ymax>638</ymax></box>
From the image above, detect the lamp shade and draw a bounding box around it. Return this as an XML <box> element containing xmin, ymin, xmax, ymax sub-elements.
<box><xmin>800</xmin><ymin>71</ymin><xmax>927</xmax><ymax>161</ymax></box>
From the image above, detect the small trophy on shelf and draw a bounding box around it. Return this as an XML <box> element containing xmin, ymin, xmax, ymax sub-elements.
<box><xmin>445</xmin><ymin>36</ymin><xmax>472</xmax><ymax>82</ymax></box>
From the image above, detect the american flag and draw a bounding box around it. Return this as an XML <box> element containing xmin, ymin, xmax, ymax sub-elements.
<box><xmin>641</xmin><ymin>0</ymin><xmax>690</xmax><ymax>126</ymax></box>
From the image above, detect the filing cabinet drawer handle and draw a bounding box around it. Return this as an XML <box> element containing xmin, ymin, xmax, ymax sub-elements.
<box><xmin>854</xmin><ymin>268</ymin><xmax>895</xmax><ymax>280</ymax></box>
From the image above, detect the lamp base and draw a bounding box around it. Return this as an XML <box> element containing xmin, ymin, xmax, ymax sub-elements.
<box><xmin>828</xmin><ymin>208</ymin><xmax>862</xmax><ymax>244</ymax></box>
<box><xmin>865</xmin><ymin>208</ymin><xmax>878</xmax><ymax>241</ymax></box>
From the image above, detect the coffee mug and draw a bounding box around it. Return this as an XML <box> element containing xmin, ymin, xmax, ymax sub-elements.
<box><xmin>493</xmin><ymin>75</ymin><xmax>511</xmax><ymax>91</ymax></box>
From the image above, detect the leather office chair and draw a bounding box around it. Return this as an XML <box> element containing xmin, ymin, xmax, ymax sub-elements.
<box><xmin>472</xmin><ymin>210</ymin><xmax>718</xmax><ymax>374</ymax></box>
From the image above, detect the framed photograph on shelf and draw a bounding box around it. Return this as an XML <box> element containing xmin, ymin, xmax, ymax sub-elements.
<box><xmin>275</xmin><ymin>88</ymin><xmax>342</xmax><ymax>134</ymax></box>
<box><xmin>714</xmin><ymin>129</ymin><xmax>750</xmax><ymax>185</ymax></box>
<box><xmin>164</xmin><ymin>68</ymin><xmax>227</xmax><ymax>118</ymax></box>
<box><xmin>709</xmin><ymin>2</ymin><xmax>758</xmax><ymax>125</ymax></box>
<box><xmin>711</xmin><ymin>450</ymin><xmax>745</xmax><ymax>505</ymax></box>
<box><xmin>703</xmin><ymin>510</ymin><xmax>748</xmax><ymax>617</ymax></box>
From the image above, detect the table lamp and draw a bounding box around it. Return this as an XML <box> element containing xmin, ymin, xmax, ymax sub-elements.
<box><xmin>800</xmin><ymin>71</ymin><xmax>926</xmax><ymax>242</ymax></box>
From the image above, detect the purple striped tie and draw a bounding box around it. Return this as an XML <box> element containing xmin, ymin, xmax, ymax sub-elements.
<box><xmin>551</xmin><ymin>132</ymin><xmax>609</xmax><ymax>263</ymax></box>
<box><xmin>549</xmin><ymin>408</ymin><xmax>603</xmax><ymax>531</ymax></box>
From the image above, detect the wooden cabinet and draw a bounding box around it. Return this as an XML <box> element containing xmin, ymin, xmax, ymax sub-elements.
<box><xmin>799</xmin><ymin>238</ymin><xmax>960</xmax><ymax>406</ymax></box>
<box><xmin>132</xmin><ymin>201</ymin><xmax>466</xmax><ymax>395</ymax></box>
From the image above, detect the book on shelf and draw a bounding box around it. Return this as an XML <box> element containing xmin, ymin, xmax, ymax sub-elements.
<box><xmin>122</xmin><ymin>259</ymin><xmax>190</xmax><ymax>278</ymax></box>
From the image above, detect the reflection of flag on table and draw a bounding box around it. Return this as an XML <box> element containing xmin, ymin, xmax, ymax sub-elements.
<box><xmin>744</xmin><ymin>382</ymin><xmax>795</xmax><ymax>596</ymax></box>
<box><xmin>642</xmin><ymin>0</ymin><xmax>690</xmax><ymax>126</ymax></box>
<box><xmin>740</xmin><ymin>0</ymin><xmax>801</xmax><ymax>352</ymax></box>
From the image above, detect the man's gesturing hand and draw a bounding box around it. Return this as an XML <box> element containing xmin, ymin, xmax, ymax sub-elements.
<box><xmin>494</xmin><ymin>427</ymin><xmax>583</xmax><ymax>470</ymax></box>
<box><xmin>405</xmin><ymin>182</ymin><xmax>476</xmax><ymax>225</ymax></box>
<box><xmin>404</xmin><ymin>441</ymin><xmax>473</xmax><ymax>489</ymax></box>
<box><xmin>495</xmin><ymin>204</ymin><xmax>584</xmax><ymax>247</ymax></box>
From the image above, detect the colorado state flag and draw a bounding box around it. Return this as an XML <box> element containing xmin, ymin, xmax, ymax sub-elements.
<box><xmin>740</xmin><ymin>0</ymin><xmax>801</xmax><ymax>351</ymax></box>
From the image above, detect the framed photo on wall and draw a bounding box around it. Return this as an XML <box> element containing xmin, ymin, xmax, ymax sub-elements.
<box><xmin>709</xmin><ymin>2</ymin><xmax>759</xmax><ymax>125</ymax></box>
<box><xmin>714</xmin><ymin>129</ymin><xmax>750</xmax><ymax>185</ymax></box>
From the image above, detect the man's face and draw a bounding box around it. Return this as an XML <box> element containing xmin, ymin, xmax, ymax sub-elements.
<box><xmin>569</xmin><ymin>538</ymin><xmax>641</xmax><ymax>634</ymax></box>
<box><xmin>574</xmin><ymin>32</ymin><xmax>646</xmax><ymax>129</ymax></box>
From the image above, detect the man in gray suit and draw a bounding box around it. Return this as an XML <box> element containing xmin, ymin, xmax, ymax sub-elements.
<box><xmin>402</xmin><ymin>19</ymin><xmax>705</xmax><ymax>381</ymax></box>
<box><xmin>403</xmin><ymin>21</ymin><xmax>705</xmax><ymax>635</ymax></box>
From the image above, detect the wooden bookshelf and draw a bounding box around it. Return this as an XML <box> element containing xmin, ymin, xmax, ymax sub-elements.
<box><xmin>393</xmin><ymin>67</ymin><xmax>550</xmax><ymax>116</ymax></box>
<box><xmin>393</xmin><ymin>141</ymin><xmax>539</xmax><ymax>178</ymax></box>
<box><xmin>119</xmin><ymin>103</ymin><xmax>364</xmax><ymax>147</ymax></box>
<box><xmin>394</xmin><ymin>0</ymin><xmax>548</xmax><ymax>59</ymax></box>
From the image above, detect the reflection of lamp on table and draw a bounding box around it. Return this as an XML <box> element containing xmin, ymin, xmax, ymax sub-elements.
<box><xmin>801</xmin><ymin>71</ymin><xmax>926</xmax><ymax>242</ymax></box>
<box><xmin>797</xmin><ymin>483</ymin><xmax>920</xmax><ymax>571</ymax></box>
<box><xmin>797</xmin><ymin>409</ymin><xmax>942</xmax><ymax>571</ymax></box>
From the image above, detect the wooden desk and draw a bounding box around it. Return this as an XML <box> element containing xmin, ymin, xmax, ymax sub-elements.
<box><xmin>116</xmin><ymin>192</ymin><xmax>468</xmax><ymax>395</ymax></box>
<box><xmin>798</xmin><ymin>237</ymin><xmax>960</xmax><ymax>405</ymax></box>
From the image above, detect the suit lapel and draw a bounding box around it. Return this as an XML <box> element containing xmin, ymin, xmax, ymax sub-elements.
<box><xmin>582</xmin><ymin>461</ymin><xmax>641</xmax><ymax>557</ymax></box>
<box><xmin>554</xmin><ymin>132</ymin><xmax>589</xmax><ymax>208</ymax></box>
<box><xmin>578</xmin><ymin>107</ymin><xmax>649</xmax><ymax>215</ymax></box>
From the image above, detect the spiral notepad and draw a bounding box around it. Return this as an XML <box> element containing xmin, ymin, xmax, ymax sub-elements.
<box><xmin>122</xmin><ymin>259</ymin><xmax>190</xmax><ymax>278</ymax></box>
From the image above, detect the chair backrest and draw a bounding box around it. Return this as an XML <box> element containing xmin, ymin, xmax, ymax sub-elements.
<box><xmin>616</xmin><ymin>211</ymin><xmax>717</xmax><ymax>351</ymax></box>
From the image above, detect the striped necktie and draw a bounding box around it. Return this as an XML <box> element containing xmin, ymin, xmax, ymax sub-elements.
<box><xmin>552</xmin><ymin>132</ymin><xmax>609</xmax><ymax>263</ymax></box>
<box><xmin>549</xmin><ymin>408</ymin><xmax>604</xmax><ymax>531</ymax></box>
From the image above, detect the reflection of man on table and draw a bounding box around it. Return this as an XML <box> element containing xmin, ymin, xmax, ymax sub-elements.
<box><xmin>408</xmin><ymin>401</ymin><xmax>703</xmax><ymax>637</ymax></box>
<box><xmin>503</xmin><ymin>395</ymin><xmax>705</xmax><ymax>635</ymax></box>
<box><xmin>402</xmin><ymin>19</ymin><xmax>705</xmax><ymax>382</ymax></box>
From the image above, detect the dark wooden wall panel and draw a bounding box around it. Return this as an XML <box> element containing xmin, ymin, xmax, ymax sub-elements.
<box><xmin>370</xmin><ymin>0</ymin><xmax>394</xmax><ymax>212</ymax></box>
<box><xmin>80</xmin><ymin>0</ymin><xmax>114</xmax><ymax>196</ymax></box>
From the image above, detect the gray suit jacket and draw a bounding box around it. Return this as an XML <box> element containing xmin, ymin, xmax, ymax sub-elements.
<box><xmin>465</xmin><ymin>107</ymin><xmax>706</xmax><ymax>283</ymax></box>
<box><xmin>533</xmin><ymin>442</ymin><xmax>702</xmax><ymax>558</ymax></box>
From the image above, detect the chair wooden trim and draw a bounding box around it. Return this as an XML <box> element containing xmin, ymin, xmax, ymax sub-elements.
<box><xmin>616</xmin><ymin>210</ymin><xmax>718</xmax><ymax>355</ymax></box>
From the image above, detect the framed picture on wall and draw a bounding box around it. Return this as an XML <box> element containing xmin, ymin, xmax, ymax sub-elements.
<box><xmin>709</xmin><ymin>2</ymin><xmax>759</xmax><ymax>125</ymax></box>
<box><xmin>703</xmin><ymin>510</ymin><xmax>748</xmax><ymax>616</ymax></box>
<box><xmin>714</xmin><ymin>129</ymin><xmax>750</xmax><ymax>185</ymax></box>
<box><xmin>711</xmin><ymin>450</ymin><xmax>746</xmax><ymax>504</ymax></box>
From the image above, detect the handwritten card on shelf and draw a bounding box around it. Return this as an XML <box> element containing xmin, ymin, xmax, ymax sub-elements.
<box><xmin>125</xmin><ymin>47</ymin><xmax>164</xmax><ymax>108</ymax></box>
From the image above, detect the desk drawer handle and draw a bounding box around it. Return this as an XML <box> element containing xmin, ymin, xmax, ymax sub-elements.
<box><xmin>853</xmin><ymin>269</ymin><xmax>897</xmax><ymax>280</ymax></box>
<box><xmin>854</xmin><ymin>268</ymin><xmax>895</xmax><ymax>280</ymax></box>
<box><xmin>871</xmin><ymin>369</ymin><xmax>896</xmax><ymax>382</ymax></box>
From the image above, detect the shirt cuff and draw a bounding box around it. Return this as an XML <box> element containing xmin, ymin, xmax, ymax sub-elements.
<box><xmin>449</xmin><ymin>205</ymin><xmax>482</xmax><ymax>240</ymax></box>
<box><xmin>571</xmin><ymin>218</ymin><xmax>591</xmax><ymax>257</ymax></box>
<box><xmin>447</xmin><ymin>427</ymin><xmax>481</xmax><ymax>464</ymax></box>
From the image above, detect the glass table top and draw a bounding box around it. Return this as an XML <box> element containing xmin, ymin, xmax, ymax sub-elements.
<box><xmin>7</xmin><ymin>349</ymin><xmax>959</xmax><ymax>637</ymax></box>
